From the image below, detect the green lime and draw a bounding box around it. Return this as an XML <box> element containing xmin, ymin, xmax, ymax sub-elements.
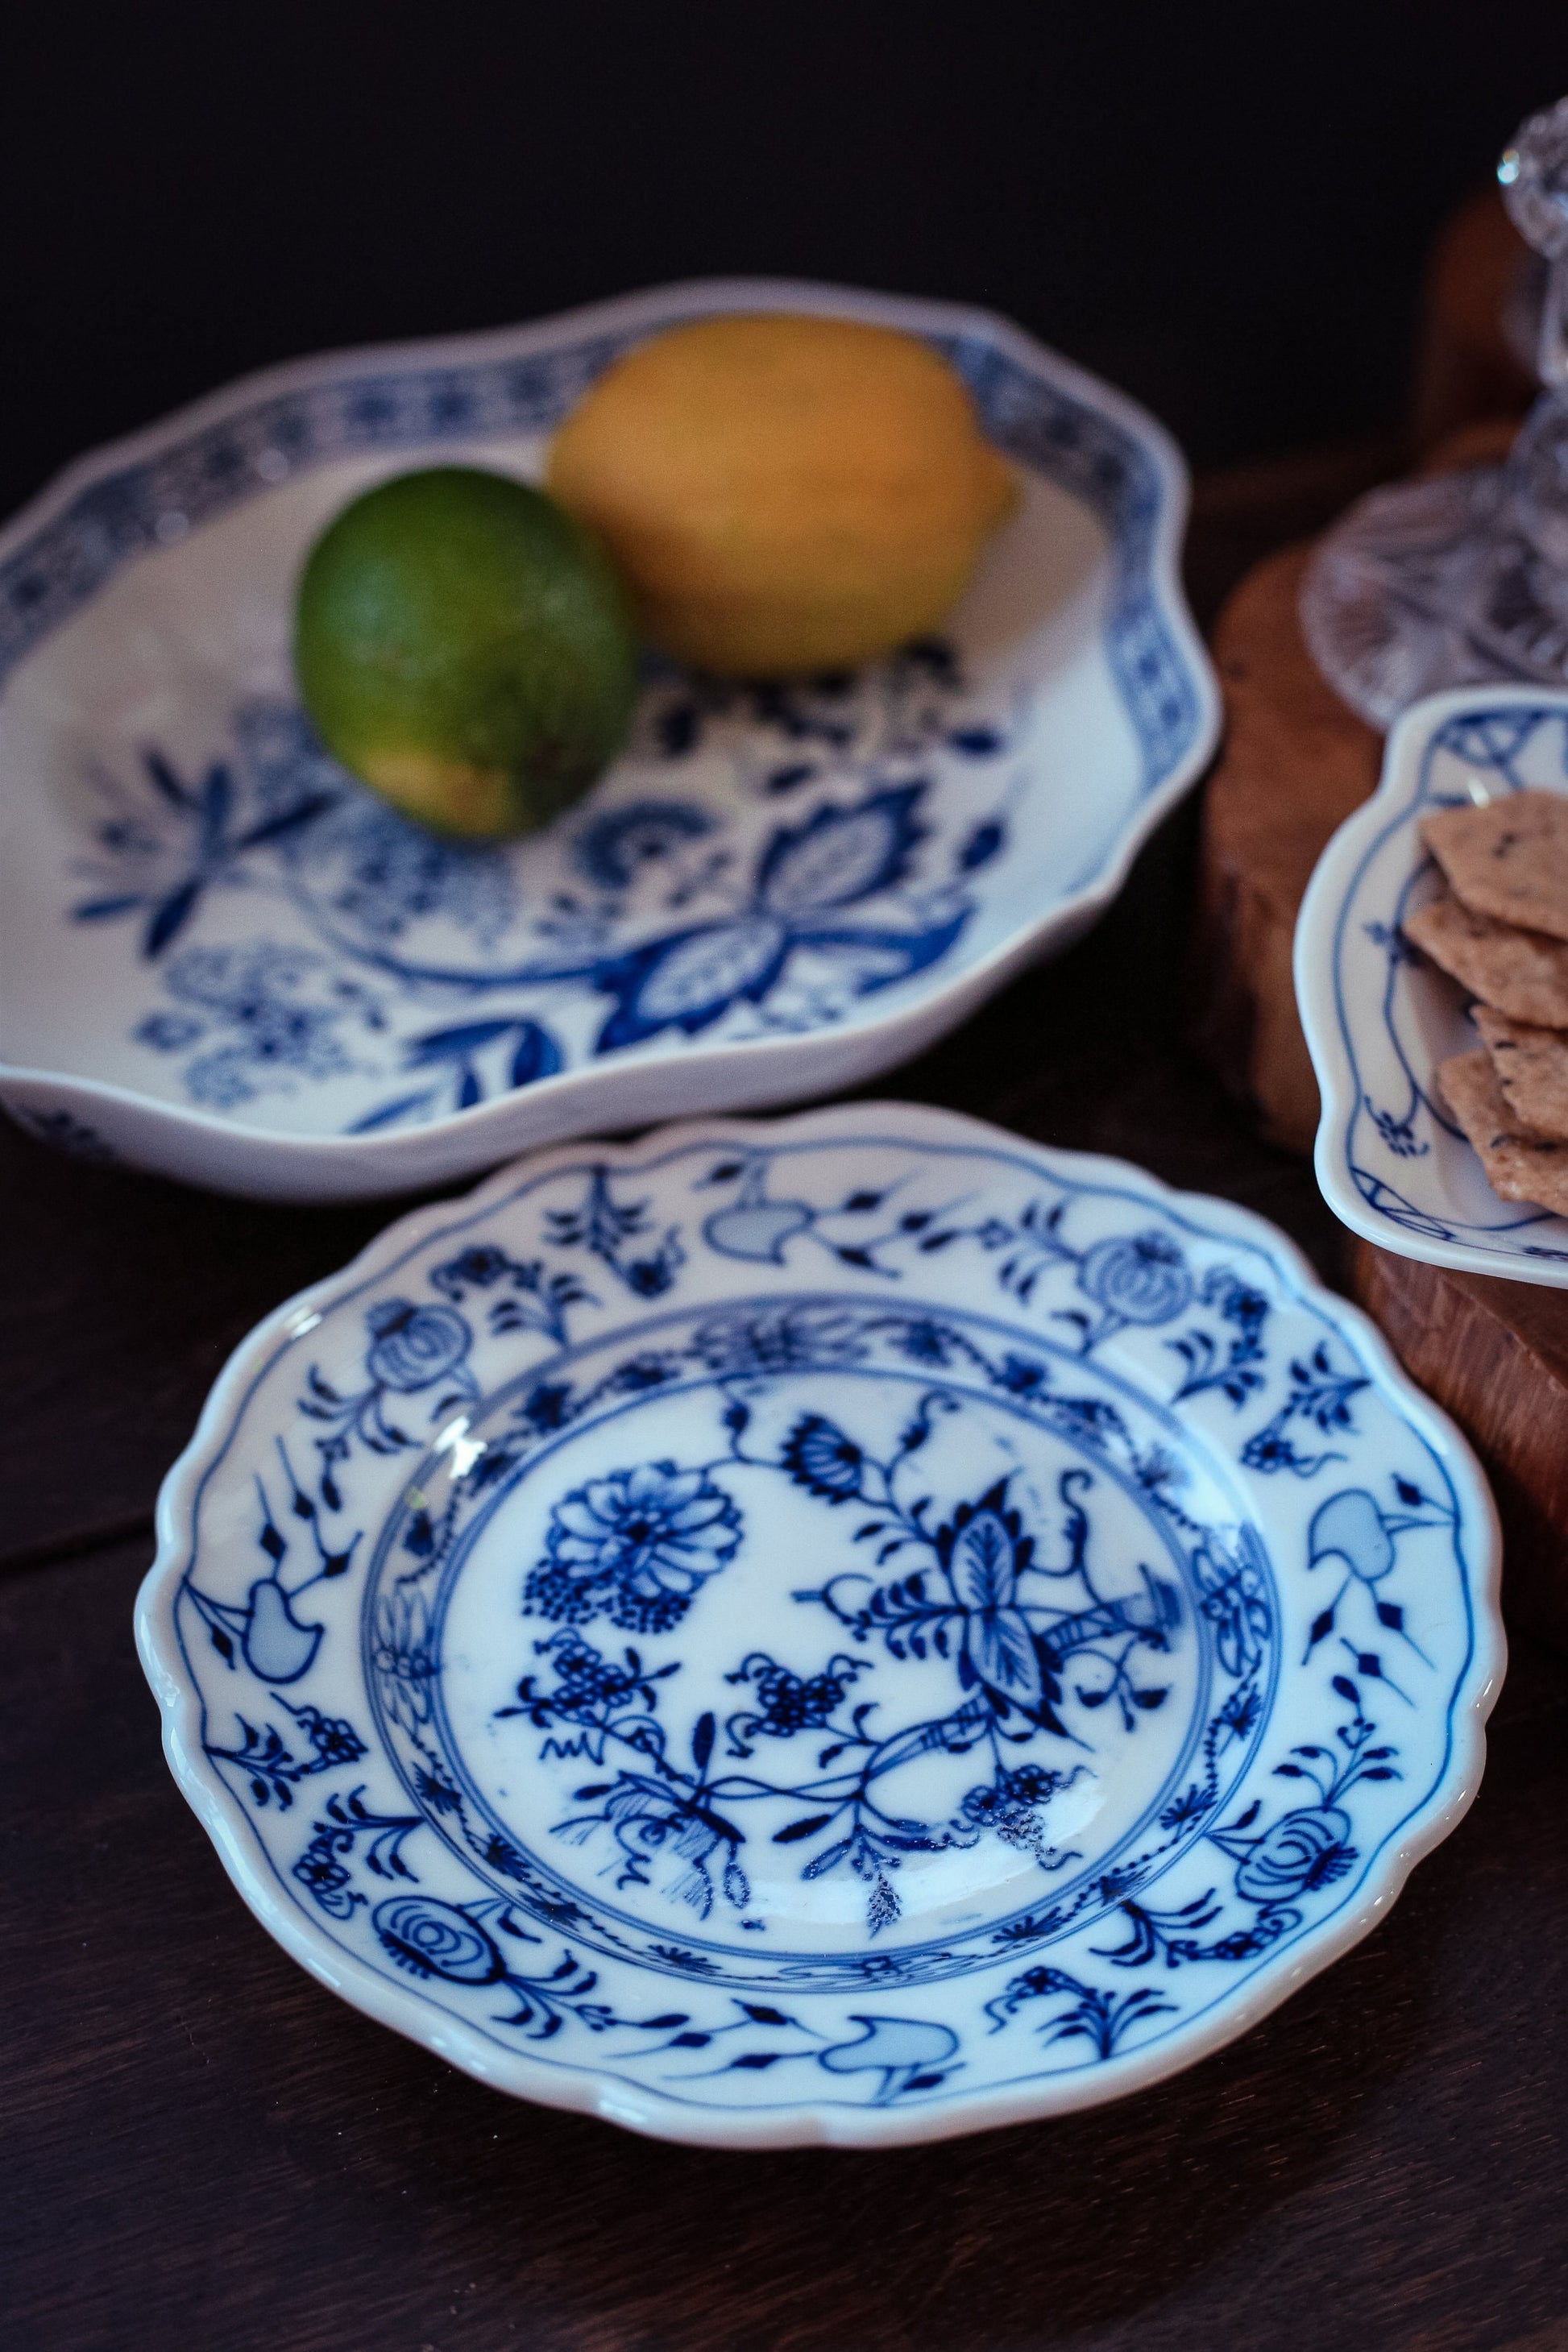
<box><xmin>293</xmin><ymin>465</ymin><xmax>640</xmax><ymax>839</ymax></box>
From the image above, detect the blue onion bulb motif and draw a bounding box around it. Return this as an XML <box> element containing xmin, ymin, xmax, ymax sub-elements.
<box><xmin>372</xmin><ymin>1894</ymin><xmax>506</xmax><ymax>1984</ymax></box>
<box><xmin>1233</xmin><ymin>1805</ymin><xmax>1355</xmax><ymax>1905</ymax></box>
<box><xmin>525</xmin><ymin>1462</ymin><xmax>744</xmax><ymax>1635</ymax></box>
<box><xmin>1076</xmin><ymin>1230</ymin><xmax>1193</xmax><ymax>1331</ymax></box>
<box><xmin>364</xmin><ymin>1298</ymin><xmax>475</xmax><ymax>1394</ymax></box>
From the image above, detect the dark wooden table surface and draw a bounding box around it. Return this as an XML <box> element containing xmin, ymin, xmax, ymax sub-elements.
<box><xmin>6</xmin><ymin>451</ymin><xmax>1566</xmax><ymax>2352</ymax></box>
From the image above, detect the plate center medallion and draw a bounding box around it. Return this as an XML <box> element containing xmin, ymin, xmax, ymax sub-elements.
<box><xmin>368</xmin><ymin>1298</ymin><xmax>1271</xmax><ymax>1987</ymax></box>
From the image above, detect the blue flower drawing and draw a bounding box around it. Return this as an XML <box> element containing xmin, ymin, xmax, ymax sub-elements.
<box><xmin>1231</xmin><ymin>1806</ymin><xmax>1354</xmax><ymax>1904</ymax></box>
<box><xmin>134</xmin><ymin>940</ymin><xmax>383</xmax><ymax>1110</ymax></box>
<box><xmin>525</xmin><ymin>1463</ymin><xmax>744</xmax><ymax>1634</ymax></box>
<box><xmin>1073</xmin><ymin>1230</ymin><xmax>1193</xmax><ymax>1346</ymax></box>
<box><xmin>364</xmin><ymin>1299</ymin><xmax>475</xmax><ymax>1395</ymax></box>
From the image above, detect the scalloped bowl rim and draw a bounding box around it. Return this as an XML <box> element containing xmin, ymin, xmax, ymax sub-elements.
<box><xmin>0</xmin><ymin>279</ymin><xmax>1220</xmax><ymax>1201</ymax></box>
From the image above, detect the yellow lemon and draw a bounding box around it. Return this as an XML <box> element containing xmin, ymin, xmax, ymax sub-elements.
<box><xmin>547</xmin><ymin>313</ymin><xmax>1018</xmax><ymax>676</ymax></box>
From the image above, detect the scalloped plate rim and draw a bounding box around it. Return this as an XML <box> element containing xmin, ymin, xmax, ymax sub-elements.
<box><xmin>135</xmin><ymin>1099</ymin><xmax>1503</xmax><ymax>2148</ymax></box>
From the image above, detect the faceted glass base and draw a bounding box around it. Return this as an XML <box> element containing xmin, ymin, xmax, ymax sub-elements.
<box><xmin>1300</xmin><ymin>462</ymin><xmax>1568</xmax><ymax>729</ymax></box>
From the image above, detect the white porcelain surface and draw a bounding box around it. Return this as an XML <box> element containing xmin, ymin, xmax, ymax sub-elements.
<box><xmin>136</xmin><ymin>1102</ymin><xmax>1501</xmax><ymax>2147</ymax></box>
<box><xmin>0</xmin><ymin>280</ymin><xmax>1218</xmax><ymax>1200</ymax></box>
<box><xmin>1296</xmin><ymin>685</ymin><xmax>1568</xmax><ymax>1283</ymax></box>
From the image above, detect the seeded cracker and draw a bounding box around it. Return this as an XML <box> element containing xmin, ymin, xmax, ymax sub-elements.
<box><xmin>1474</xmin><ymin>1005</ymin><xmax>1568</xmax><ymax>1139</ymax></box>
<box><xmin>1404</xmin><ymin>893</ymin><xmax>1568</xmax><ymax>1027</ymax></box>
<box><xmin>1421</xmin><ymin>790</ymin><xmax>1568</xmax><ymax>941</ymax></box>
<box><xmin>1437</xmin><ymin>1049</ymin><xmax>1568</xmax><ymax>1212</ymax></box>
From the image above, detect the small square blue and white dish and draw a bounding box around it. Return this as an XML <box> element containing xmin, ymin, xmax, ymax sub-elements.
<box><xmin>1296</xmin><ymin>685</ymin><xmax>1568</xmax><ymax>1284</ymax></box>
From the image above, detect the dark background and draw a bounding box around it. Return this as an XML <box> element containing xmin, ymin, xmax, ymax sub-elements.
<box><xmin>10</xmin><ymin>14</ymin><xmax>1568</xmax><ymax>2350</ymax></box>
<box><xmin>2</xmin><ymin>2</ymin><xmax>1566</xmax><ymax>528</ymax></box>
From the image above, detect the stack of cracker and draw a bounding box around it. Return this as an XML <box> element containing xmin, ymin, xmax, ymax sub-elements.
<box><xmin>1406</xmin><ymin>788</ymin><xmax>1568</xmax><ymax>1214</ymax></box>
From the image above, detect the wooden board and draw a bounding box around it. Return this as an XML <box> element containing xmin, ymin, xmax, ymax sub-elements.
<box><xmin>1187</xmin><ymin>421</ymin><xmax>1519</xmax><ymax>1156</ymax></box>
<box><xmin>1352</xmin><ymin>1242</ymin><xmax>1568</xmax><ymax>1653</ymax></box>
<box><xmin>1184</xmin><ymin>411</ymin><xmax>1568</xmax><ymax>1656</ymax></box>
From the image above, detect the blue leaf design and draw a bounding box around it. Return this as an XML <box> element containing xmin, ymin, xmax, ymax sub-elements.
<box><xmin>959</xmin><ymin>819</ymin><xmax>1006</xmax><ymax>872</ymax></box>
<box><xmin>348</xmin><ymin>1089</ymin><xmax>437</xmax><ymax>1131</ymax></box>
<box><xmin>457</xmin><ymin>1066</ymin><xmax>483</xmax><ymax>1109</ymax></box>
<box><xmin>593</xmin><ymin>919</ymin><xmax>790</xmax><ymax>1051</ymax></box>
<box><xmin>199</xmin><ymin>762</ymin><xmax>234</xmax><ymax>850</ymax></box>
<box><xmin>143</xmin><ymin>880</ymin><xmax>201</xmax><ymax>957</ymax></box>
<box><xmin>234</xmin><ymin>791</ymin><xmax>338</xmax><ymax>850</ymax></box>
<box><xmin>948</xmin><ymin>1509</ymin><xmax>1015</xmax><ymax>1612</ymax></box>
<box><xmin>794</xmin><ymin>910</ymin><xmax>970</xmax><ymax>989</ymax></box>
<box><xmin>143</xmin><ymin>748</ymin><xmax>196</xmax><ymax>808</ymax></box>
<box><xmin>73</xmin><ymin>894</ymin><xmax>147</xmax><ymax>920</ymax></box>
<box><xmin>404</xmin><ymin>1019</ymin><xmax>521</xmax><ymax>1064</ymax></box>
<box><xmin>756</xmin><ymin>786</ymin><xmax>926</xmax><ymax>915</ymax></box>
<box><xmin>509</xmin><ymin>1021</ymin><xmax>563</xmax><ymax>1086</ymax></box>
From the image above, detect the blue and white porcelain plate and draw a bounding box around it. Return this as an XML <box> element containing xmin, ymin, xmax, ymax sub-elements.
<box><xmin>0</xmin><ymin>279</ymin><xmax>1217</xmax><ymax>1201</ymax></box>
<box><xmin>137</xmin><ymin>1103</ymin><xmax>1500</xmax><ymax>2147</ymax></box>
<box><xmin>1296</xmin><ymin>686</ymin><xmax>1568</xmax><ymax>1284</ymax></box>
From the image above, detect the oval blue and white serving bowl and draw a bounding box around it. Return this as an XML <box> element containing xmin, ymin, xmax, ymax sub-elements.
<box><xmin>1296</xmin><ymin>684</ymin><xmax>1568</xmax><ymax>1283</ymax></box>
<box><xmin>136</xmin><ymin>1102</ymin><xmax>1502</xmax><ymax>2147</ymax></box>
<box><xmin>0</xmin><ymin>280</ymin><xmax>1218</xmax><ymax>1200</ymax></box>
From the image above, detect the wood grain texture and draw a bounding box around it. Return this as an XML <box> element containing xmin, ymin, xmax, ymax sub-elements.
<box><xmin>1188</xmin><ymin>421</ymin><xmax>1527</xmax><ymax>1157</ymax></box>
<box><xmin>1351</xmin><ymin>1239</ymin><xmax>1568</xmax><ymax>1653</ymax></box>
<box><xmin>4</xmin><ymin>1534</ymin><xmax>1564</xmax><ymax>2352</ymax></box>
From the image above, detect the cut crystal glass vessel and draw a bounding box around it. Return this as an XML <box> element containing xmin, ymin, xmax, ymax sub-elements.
<box><xmin>1302</xmin><ymin>96</ymin><xmax>1568</xmax><ymax>727</ymax></box>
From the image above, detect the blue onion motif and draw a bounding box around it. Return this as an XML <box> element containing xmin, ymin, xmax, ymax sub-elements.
<box><xmin>1233</xmin><ymin>1805</ymin><xmax>1354</xmax><ymax>1904</ymax></box>
<box><xmin>1077</xmin><ymin>1230</ymin><xmax>1193</xmax><ymax>1329</ymax></box>
<box><xmin>373</xmin><ymin>1894</ymin><xmax>506</xmax><ymax>1984</ymax></box>
<box><xmin>525</xmin><ymin>1462</ymin><xmax>743</xmax><ymax>1634</ymax></box>
<box><xmin>571</xmin><ymin>800</ymin><xmax>716</xmax><ymax>890</ymax></box>
<box><xmin>364</xmin><ymin>1298</ymin><xmax>473</xmax><ymax>1393</ymax></box>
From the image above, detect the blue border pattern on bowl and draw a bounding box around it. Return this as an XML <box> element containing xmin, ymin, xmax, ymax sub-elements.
<box><xmin>0</xmin><ymin>280</ymin><xmax>1219</xmax><ymax>1201</ymax></box>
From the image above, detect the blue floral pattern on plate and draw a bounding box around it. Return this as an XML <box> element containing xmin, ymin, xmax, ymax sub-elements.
<box><xmin>0</xmin><ymin>281</ymin><xmax>1217</xmax><ymax>1201</ymax></box>
<box><xmin>1296</xmin><ymin>686</ymin><xmax>1568</xmax><ymax>1284</ymax></box>
<box><xmin>136</xmin><ymin>1104</ymin><xmax>1501</xmax><ymax>2147</ymax></box>
<box><xmin>73</xmin><ymin>682</ymin><xmax>988</xmax><ymax>1121</ymax></box>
